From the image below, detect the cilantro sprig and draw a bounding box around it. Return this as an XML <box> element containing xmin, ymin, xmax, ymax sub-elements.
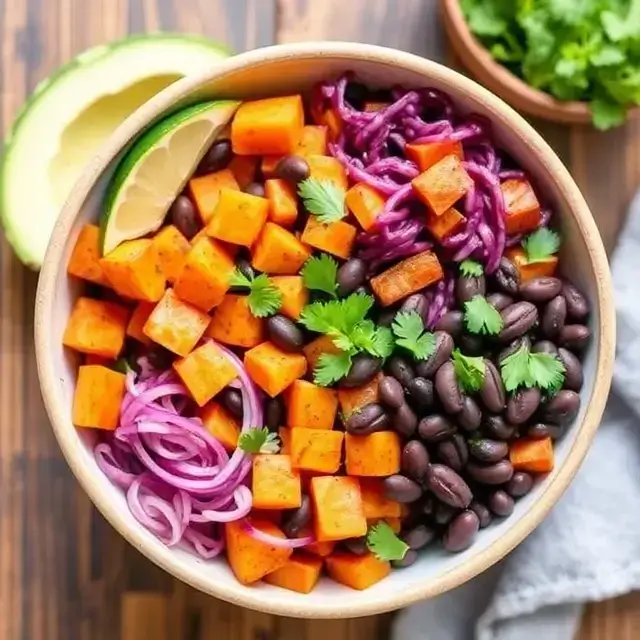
<box><xmin>464</xmin><ymin>295</ymin><xmax>504</xmax><ymax>336</ymax></box>
<box><xmin>452</xmin><ymin>349</ymin><xmax>485</xmax><ymax>393</ymax></box>
<box><xmin>500</xmin><ymin>344</ymin><xmax>565</xmax><ymax>392</ymax></box>
<box><xmin>229</xmin><ymin>269</ymin><xmax>282</xmax><ymax>318</ymax></box>
<box><xmin>392</xmin><ymin>312</ymin><xmax>436</xmax><ymax>360</ymax></box>
<box><xmin>298</xmin><ymin>178</ymin><xmax>347</xmax><ymax>224</ymax></box>
<box><xmin>301</xmin><ymin>254</ymin><xmax>338</xmax><ymax>298</ymax></box>
<box><xmin>314</xmin><ymin>351</ymin><xmax>354</xmax><ymax>387</ymax></box>
<box><xmin>459</xmin><ymin>259</ymin><xmax>484</xmax><ymax>277</ymax></box>
<box><xmin>522</xmin><ymin>228</ymin><xmax>561</xmax><ymax>263</ymax></box>
<box><xmin>366</xmin><ymin>521</ymin><xmax>409</xmax><ymax>562</ymax></box>
<box><xmin>237</xmin><ymin>427</ymin><xmax>281</xmax><ymax>454</ymax></box>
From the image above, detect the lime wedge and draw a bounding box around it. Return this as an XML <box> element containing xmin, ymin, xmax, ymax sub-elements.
<box><xmin>101</xmin><ymin>100</ymin><xmax>240</xmax><ymax>254</ymax></box>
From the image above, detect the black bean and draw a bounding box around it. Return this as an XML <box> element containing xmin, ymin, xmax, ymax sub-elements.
<box><xmin>345</xmin><ymin>403</ymin><xmax>389</xmax><ymax>435</ymax></box>
<box><xmin>498</xmin><ymin>336</ymin><xmax>531</xmax><ymax>364</ymax></box>
<box><xmin>434</xmin><ymin>503</ymin><xmax>457</xmax><ymax>526</ymax></box>
<box><xmin>468</xmin><ymin>438</ymin><xmax>508</xmax><ymax>463</ymax></box>
<box><xmin>557</xmin><ymin>347</ymin><xmax>584</xmax><ymax>391</ymax></box>
<box><xmin>561</xmin><ymin>282</ymin><xmax>589</xmax><ymax>320</ymax></box>
<box><xmin>402</xmin><ymin>440</ymin><xmax>430</xmax><ymax>482</ymax></box>
<box><xmin>400</xmin><ymin>293</ymin><xmax>429</xmax><ymax>319</ymax></box>
<box><xmin>243</xmin><ymin>181</ymin><xmax>266</xmax><ymax>197</ymax></box>
<box><xmin>435</xmin><ymin>361</ymin><xmax>463</xmax><ymax>414</ymax></box>
<box><xmin>457</xmin><ymin>395</ymin><xmax>482</xmax><ymax>431</ymax></box>
<box><xmin>483</xmin><ymin>414</ymin><xmax>517</xmax><ymax>441</ymax></box>
<box><xmin>407</xmin><ymin>377</ymin><xmax>434</xmax><ymax>411</ymax></box>
<box><xmin>419</xmin><ymin>495</ymin><xmax>436</xmax><ymax>518</ymax></box>
<box><xmin>487</xmin><ymin>490</ymin><xmax>514</xmax><ymax>517</ymax></box>
<box><xmin>281</xmin><ymin>495</ymin><xmax>311</xmax><ymax>537</ymax></box>
<box><xmin>336</xmin><ymin>258</ymin><xmax>366</xmax><ymax>297</ymax></box>
<box><xmin>392</xmin><ymin>549</ymin><xmax>419</xmax><ymax>568</ymax></box>
<box><xmin>486</xmin><ymin>292</ymin><xmax>514</xmax><ymax>311</ymax></box>
<box><xmin>459</xmin><ymin>333</ymin><xmax>485</xmax><ymax>356</ymax></box>
<box><xmin>495</xmin><ymin>257</ymin><xmax>520</xmax><ymax>295</ymax></box>
<box><xmin>426</xmin><ymin>464</ymin><xmax>473</xmax><ymax>509</ymax></box>
<box><xmin>558</xmin><ymin>324</ymin><xmax>590</xmax><ymax>351</ymax></box>
<box><xmin>383</xmin><ymin>474</ymin><xmax>423</xmax><ymax>503</ymax></box>
<box><xmin>542</xmin><ymin>390</ymin><xmax>580</xmax><ymax>425</ymax></box>
<box><xmin>344</xmin><ymin>81</ymin><xmax>369</xmax><ymax>108</ymax></box>
<box><xmin>402</xmin><ymin>524</ymin><xmax>436</xmax><ymax>550</ymax></box>
<box><xmin>379</xmin><ymin>376</ymin><xmax>405</xmax><ymax>409</ymax></box>
<box><xmin>469</xmin><ymin>501</ymin><xmax>492</xmax><ymax>528</ymax></box>
<box><xmin>443</xmin><ymin>510</ymin><xmax>480</xmax><ymax>552</ymax></box>
<box><xmin>532</xmin><ymin>340</ymin><xmax>558</xmax><ymax>355</ymax></box>
<box><xmin>145</xmin><ymin>345</ymin><xmax>174</xmax><ymax>370</ymax></box>
<box><xmin>274</xmin><ymin>154</ymin><xmax>310</xmax><ymax>183</ymax></box>
<box><xmin>415</xmin><ymin>331</ymin><xmax>454</xmax><ymax>378</ymax></box>
<box><xmin>343</xmin><ymin>537</ymin><xmax>368</xmax><ymax>555</ymax></box>
<box><xmin>341</xmin><ymin>354</ymin><xmax>382</xmax><ymax>388</ymax></box>
<box><xmin>235</xmin><ymin>258</ymin><xmax>255</xmax><ymax>281</ymax></box>
<box><xmin>266</xmin><ymin>315</ymin><xmax>304</xmax><ymax>353</ymax></box>
<box><xmin>387</xmin><ymin>356</ymin><xmax>415</xmax><ymax>388</ymax></box>
<box><xmin>506</xmin><ymin>472</ymin><xmax>534</xmax><ymax>498</ymax></box>
<box><xmin>377</xmin><ymin>308</ymin><xmax>397</xmax><ymax>327</ymax></box>
<box><xmin>353</xmin><ymin>285</ymin><xmax>371</xmax><ymax>297</ymax></box>
<box><xmin>519</xmin><ymin>277</ymin><xmax>562</xmax><ymax>303</ymax></box>
<box><xmin>265</xmin><ymin>397</ymin><xmax>284</xmax><ymax>431</ymax></box>
<box><xmin>456</xmin><ymin>275</ymin><xmax>486</xmax><ymax>304</ymax></box>
<box><xmin>197</xmin><ymin>138</ymin><xmax>232</xmax><ymax>173</ymax></box>
<box><xmin>499</xmin><ymin>302</ymin><xmax>538</xmax><ymax>343</ymax></box>
<box><xmin>169</xmin><ymin>195</ymin><xmax>201</xmax><ymax>240</ymax></box>
<box><xmin>392</xmin><ymin>403</ymin><xmax>419</xmax><ymax>438</ymax></box>
<box><xmin>506</xmin><ymin>387</ymin><xmax>541</xmax><ymax>424</ymax></box>
<box><xmin>480</xmin><ymin>360</ymin><xmax>506</xmax><ymax>413</ymax></box>
<box><xmin>418</xmin><ymin>414</ymin><xmax>456</xmax><ymax>443</ymax></box>
<box><xmin>527</xmin><ymin>422</ymin><xmax>563</xmax><ymax>440</ymax></box>
<box><xmin>436</xmin><ymin>434</ymin><xmax>468</xmax><ymax>472</ymax></box>
<box><xmin>542</xmin><ymin>295</ymin><xmax>566</xmax><ymax>339</ymax></box>
<box><xmin>221</xmin><ymin>388</ymin><xmax>243</xmax><ymax>418</ymax></box>
<box><xmin>435</xmin><ymin>310</ymin><xmax>464</xmax><ymax>339</ymax></box>
<box><xmin>467</xmin><ymin>460</ymin><xmax>514</xmax><ymax>485</ymax></box>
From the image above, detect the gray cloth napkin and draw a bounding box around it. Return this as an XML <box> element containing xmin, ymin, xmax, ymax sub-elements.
<box><xmin>394</xmin><ymin>190</ymin><xmax>640</xmax><ymax>640</ymax></box>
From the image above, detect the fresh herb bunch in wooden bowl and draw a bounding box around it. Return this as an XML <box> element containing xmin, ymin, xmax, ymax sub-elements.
<box><xmin>443</xmin><ymin>0</ymin><xmax>640</xmax><ymax>129</ymax></box>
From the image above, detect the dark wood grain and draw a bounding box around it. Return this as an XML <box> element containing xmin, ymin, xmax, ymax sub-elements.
<box><xmin>0</xmin><ymin>0</ymin><xmax>637</xmax><ymax>638</ymax></box>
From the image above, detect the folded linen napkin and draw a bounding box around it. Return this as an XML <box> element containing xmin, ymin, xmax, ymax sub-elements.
<box><xmin>394</xmin><ymin>190</ymin><xmax>640</xmax><ymax>640</ymax></box>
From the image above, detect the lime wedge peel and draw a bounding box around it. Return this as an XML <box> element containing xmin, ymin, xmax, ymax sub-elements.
<box><xmin>101</xmin><ymin>100</ymin><xmax>240</xmax><ymax>255</ymax></box>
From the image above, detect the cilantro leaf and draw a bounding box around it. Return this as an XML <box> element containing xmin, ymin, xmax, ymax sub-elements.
<box><xmin>229</xmin><ymin>269</ymin><xmax>282</xmax><ymax>317</ymax></box>
<box><xmin>500</xmin><ymin>344</ymin><xmax>533</xmax><ymax>392</ymax></box>
<box><xmin>590</xmin><ymin>97</ymin><xmax>627</xmax><ymax>131</ymax></box>
<box><xmin>500</xmin><ymin>344</ymin><xmax>566</xmax><ymax>392</ymax></box>
<box><xmin>237</xmin><ymin>427</ymin><xmax>280</xmax><ymax>454</ymax></box>
<box><xmin>370</xmin><ymin>326</ymin><xmax>395</xmax><ymax>359</ymax></box>
<box><xmin>298</xmin><ymin>178</ymin><xmax>346</xmax><ymax>224</ymax></box>
<box><xmin>452</xmin><ymin>349</ymin><xmax>485</xmax><ymax>393</ymax></box>
<box><xmin>314</xmin><ymin>351</ymin><xmax>352</xmax><ymax>387</ymax></box>
<box><xmin>301</xmin><ymin>254</ymin><xmax>338</xmax><ymax>298</ymax></box>
<box><xmin>366</xmin><ymin>521</ymin><xmax>409</xmax><ymax>562</ymax></box>
<box><xmin>464</xmin><ymin>295</ymin><xmax>504</xmax><ymax>336</ymax></box>
<box><xmin>392</xmin><ymin>312</ymin><xmax>436</xmax><ymax>360</ymax></box>
<box><xmin>459</xmin><ymin>259</ymin><xmax>484</xmax><ymax>277</ymax></box>
<box><xmin>522</xmin><ymin>228</ymin><xmax>561</xmax><ymax>263</ymax></box>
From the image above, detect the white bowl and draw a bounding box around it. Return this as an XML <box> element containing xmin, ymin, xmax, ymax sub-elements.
<box><xmin>35</xmin><ymin>42</ymin><xmax>615</xmax><ymax>618</ymax></box>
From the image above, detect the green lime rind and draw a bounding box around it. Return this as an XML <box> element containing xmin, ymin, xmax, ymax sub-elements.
<box><xmin>0</xmin><ymin>33</ymin><xmax>231</xmax><ymax>269</ymax></box>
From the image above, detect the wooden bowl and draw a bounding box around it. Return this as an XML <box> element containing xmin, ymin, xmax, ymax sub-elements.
<box><xmin>35</xmin><ymin>42</ymin><xmax>615</xmax><ymax>618</ymax></box>
<box><xmin>442</xmin><ymin>0</ymin><xmax>595</xmax><ymax>124</ymax></box>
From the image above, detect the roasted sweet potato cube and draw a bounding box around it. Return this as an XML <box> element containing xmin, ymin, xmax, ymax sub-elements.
<box><xmin>251</xmin><ymin>223</ymin><xmax>311</xmax><ymax>275</ymax></box>
<box><xmin>346</xmin><ymin>183</ymin><xmax>386</xmax><ymax>231</ymax></box>
<box><xmin>290</xmin><ymin>428</ymin><xmax>344</xmax><ymax>474</ymax></box>
<box><xmin>67</xmin><ymin>224</ymin><xmax>109</xmax><ymax>285</ymax></box>
<box><xmin>252</xmin><ymin>454</ymin><xmax>302</xmax><ymax>510</ymax></box>
<box><xmin>426</xmin><ymin>207</ymin><xmax>466</xmax><ymax>242</ymax></box>
<box><xmin>265</xmin><ymin>178</ymin><xmax>298</xmax><ymax>227</ymax></box>
<box><xmin>337</xmin><ymin>373</ymin><xmax>383</xmax><ymax>418</ymax></box>
<box><xmin>286</xmin><ymin>380</ymin><xmax>338</xmax><ymax>430</ymax></box>
<box><xmin>326</xmin><ymin>553</ymin><xmax>390</xmax><ymax>590</ymax></box>
<box><xmin>405</xmin><ymin>140</ymin><xmax>463</xmax><ymax>172</ymax></box>
<box><xmin>126</xmin><ymin>301</ymin><xmax>155</xmax><ymax>345</ymax></box>
<box><xmin>360</xmin><ymin>478</ymin><xmax>401</xmax><ymax>519</ymax></box>
<box><xmin>345</xmin><ymin>431</ymin><xmax>401</xmax><ymax>477</ymax></box>
<box><xmin>152</xmin><ymin>224</ymin><xmax>190</xmax><ymax>283</ymax></box>
<box><xmin>263</xmin><ymin>553</ymin><xmax>323</xmax><ymax>594</ymax></box>
<box><xmin>310</xmin><ymin>476</ymin><xmax>367</xmax><ymax>542</ymax></box>
<box><xmin>412</xmin><ymin>154</ymin><xmax>473</xmax><ymax>215</ymax></box>
<box><xmin>189</xmin><ymin>169</ymin><xmax>240</xmax><ymax>224</ymax></box>
<box><xmin>301</xmin><ymin>217</ymin><xmax>357</xmax><ymax>260</ymax></box>
<box><xmin>207</xmin><ymin>188</ymin><xmax>269</xmax><ymax>247</ymax></box>
<box><xmin>199</xmin><ymin>402</ymin><xmax>240</xmax><ymax>452</ymax></box>
<box><xmin>244</xmin><ymin>341</ymin><xmax>307</xmax><ymax>397</ymax></box>
<box><xmin>72</xmin><ymin>365</ymin><xmax>126</xmax><ymax>430</ymax></box>
<box><xmin>306</xmin><ymin>154</ymin><xmax>348</xmax><ymax>191</ymax></box>
<box><xmin>206</xmin><ymin>294</ymin><xmax>264</xmax><ymax>348</ymax></box>
<box><xmin>501</xmin><ymin>178</ymin><xmax>542</xmax><ymax>235</ymax></box>
<box><xmin>271</xmin><ymin>276</ymin><xmax>308</xmax><ymax>320</ymax></box>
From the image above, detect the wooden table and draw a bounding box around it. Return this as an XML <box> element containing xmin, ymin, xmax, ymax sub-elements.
<box><xmin>0</xmin><ymin>1</ymin><xmax>638</xmax><ymax>638</ymax></box>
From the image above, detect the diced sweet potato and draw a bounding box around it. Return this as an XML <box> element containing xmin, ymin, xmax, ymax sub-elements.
<box><xmin>225</xmin><ymin>519</ymin><xmax>292</xmax><ymax>585</ymax></box>
<box><xmin>290</xmin><ymin>428</ymin><xmax>344</xmax><ymax>474</ymax></box>
<box><xmin>228</xmin><ymin>154</ymin><xmax>258</xmax><ymax>189</ymax></box>
<box><xmin>345</xmin><ymin>431</ymin><xmax>401</xmax><ymax>477</ymax></box>
<box><xmin>173</xmin><ymin>237</ymin><xmax>234</xmax><ymax>311</ymax></box>
<box><xmin>142</xmin><ymin>288</ymin><xmax>210</xmax><ymax>357</ymax></box>
<box><xmin>265</xmin><ymin>179</ymin><xmax>298</xmax><ymax>226</ymax></box>
<box><xmin>360</xmin><ymin>479</ymin><xmax>401</xmax><ymax>519</ymax></box>
<box><xmin>252</xmin><ymin>454</ymin><xmax>302</xmax><ymax>510</ymax></box>
<box><xmin>173</xmin><ymin>340</ymin><xmax>237</xmax><ymax>406</ymax></box>
<box><xmin>271</xmin><ymin>276</ymin><xmax>308</xmax><ymax>320</ymax></box>
<box><xmin>505</xmin><ymin>247</ymin><xmax>558</xmax><ymax>282</ymax></box>
<box><xmin>300</xmin><ymin>525</ymin><xmax>336</xmax><ymax>557</ymax></box>
<box><xmin>199</xmin><ymin>402</ymin><xmax>240</xmax><ymax>452</ymax></box>
<box><xmin>310</xmin><ymin>476</ymin><xmax>367</xmax><ymax>542</ymax></box>
<box><xmin>304</xmin><ymin>335</ymin><xmax>343</xmax><ymax>371</ymax></box>
<box><xmin>231</xmin><ymin>95</ymin><xmax>305</xmax><ymax>156</ymax></box>
<box><xmin>72</xmin><ymin>365</ymin><xmax>126</xmax><ymax>430</ymax></box>
<box><xmin>426</xmin><ymin>207</ymin><xmax>466</xmax><ymax>242</ymax></box>
<box><xmin>287</xmin><ymin>380</ymin><xmax>338</xmax><ymax>430</ymax></box>
<box><xmin>261</xmin><ymin>155</ymin><xmax>281</xmax><ymax>178</ymax></box>
<box><xmin>207</xmin><ymin>188</ymin><xmax>269</xmax><ymax>247</ymax></box>
<box><xmin>126</xmin><ymin>301</ymin><xmax>155</xmax><ymax>345</ymax></box>
<box><xmin>67</xmin><ymin>224</ymin><xmax>109</xmax><ymax>285</ymax></box>
<box><xmin>206</xmin><ymin>294</ymin><xmax>264</xmax><ymax>348</ymax></box>
<box><xmin>318</xmin><ymin>108</ymin><xmax>343</xmax><ymax>141</ymax></box>
<box><xmin>326</xmin><ymin>553</ymin><xmax>391</xmax><ymax>590</ymax></box>
<box><xmin>501</xmin><ymin>178</ymin><xmax>542</xmax><ymax>235</ymax></box>
<box><xmin>152</xmin><ymin>225</ymin><xmax>190</xmax><ymax>283</ymax></box>
<box><xmin>189</xmin><ymin>169</ymin><xmax>240</xmax><ymax>224</ymax></box>
<box><xmin>306</xmin><ymin>155</ymin><xmax>348</xmax><ymax>191</ymax></box>
<box><xmin>301</xmin><ymin>217</ymin><xmax>357</xmax><ymax>260</ymax></box>
<box><xmin>251</xmin><ymin>223</ymin><xmax>311</xmax><ymax>275</ymax></box>
<box><xmin>370</xmin><ymin>250</ymin><xmax>444</xmax><ymax>307</ymax></box>
<box><xmin>63</xmin><ymin>297</ymin><xmax>129</xmax><ymax>359</ymax></box>
<box><xmin>296</xmin><ymin>125</ymin><xmax>328</xmax><ymax>156</ymax></box>
<box><xmin>263</xmin><ymin>553</ymin><xmax>323</xmax><ymax>594</ymax></box>
<box><xmin>337</xmin><ymin>373</ymin><xmax>383</xmax><ymax>418</ymax></box>
<box><xmin>405</xmin><ymin>140</ymin><xmax>463</xmax><ymax>172</ymax></box>
<box><xmin>190</xmin><ymin>228</ymin><xmax>208</xmax><ymax>246</ymax></box>
<box><xmin>279</xmin><ymin>427</ymin><xmax>291</xmax><ymax>455</ymax></box>
<box><xmin>412</xmin><ymin>155</ymin><xmax>473</xmax><ymax>216</ymax></box>
<box><xmin>245</xmin><ymin>342</ymin><xmax>307</xmax><ymax>397</ymax></box>
<box><xmin>345</xmin><ymin>183</ymin><xmax>386</xmax><ymax>231</ymax></box>
<box><xmin>510</xmin><ymin>437</ymin><xmax>554</xmax><ymax>473</ymax></box>
<box><xmin>100</xmin><ymin>239</ymin><xmax>165</xmax><ymax>302</ymax></box>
